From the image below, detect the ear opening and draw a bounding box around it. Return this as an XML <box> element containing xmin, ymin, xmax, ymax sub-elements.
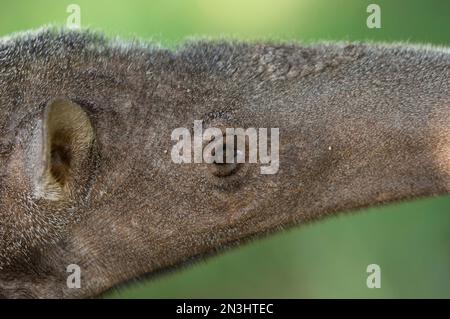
<box><xmin>34</xmin><ymin>99</ymin><xmax>94</xmax><ymax>201</ymax></box>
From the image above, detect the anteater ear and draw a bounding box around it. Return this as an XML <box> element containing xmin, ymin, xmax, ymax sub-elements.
<box><xmin>32</xmin><ymin>99</ymin><xmax>94</xmax><ymax>201</ymax></box>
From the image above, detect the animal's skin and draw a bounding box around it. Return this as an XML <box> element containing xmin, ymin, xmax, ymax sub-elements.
<box><xmin>0</xmin><ymin>27</ymin><xmax>449</xmax><ymax>298</ymax></box>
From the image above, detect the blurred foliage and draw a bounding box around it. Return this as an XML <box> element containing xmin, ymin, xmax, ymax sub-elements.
<box><xmin>1</xmin><ymin>0</ymin><xmax>449</xmax><ymax>298</ymax></box>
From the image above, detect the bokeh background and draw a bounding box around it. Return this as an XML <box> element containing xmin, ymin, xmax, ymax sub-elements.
<box><xmin>1</xmin><ymin>0</ymin><xmax>449</xmax><ymax>298</ymax></box>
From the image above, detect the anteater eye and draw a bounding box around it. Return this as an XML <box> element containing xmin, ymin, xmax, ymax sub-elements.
<box><xmin>211</xmin><ymin>142</ymin><xmax>242</xmax><ymax>177</ymax></box>
<box><xmin>203</xmin><ymin>132</ymin><xmax>247</xmax><ymax>178</ymax></box>
<box><xmin>201</xmin><ymin>125</ymin><xmax>251</xmax><ymax>189</ymax></box>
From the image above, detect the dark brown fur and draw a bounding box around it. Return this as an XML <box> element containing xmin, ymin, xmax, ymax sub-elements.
<box><xmin>0</xmin><ymin>27</ymin><xmax>449</xmax><ymax>298</ymax></box>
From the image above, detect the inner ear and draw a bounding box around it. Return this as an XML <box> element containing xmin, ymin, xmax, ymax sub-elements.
<box><xmin>49</xmin><ymin>129</ymin><xmax>73</xmax><ymax>185</ymax></box>
<box><xmin>35</xmin><ymin>99</ymin><xmax>94</xmax><ymax>200</ymax></box>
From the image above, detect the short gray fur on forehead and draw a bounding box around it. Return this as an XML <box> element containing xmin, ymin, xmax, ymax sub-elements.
<box><xmin>3</xmin><ymin>30</ymin><xmax>448</xmax><ymax>87</ymax></box>
<box><xmin>0</xmin><ymin>27</ymin><xmax>447</xmax><ymax>94</ymax></box>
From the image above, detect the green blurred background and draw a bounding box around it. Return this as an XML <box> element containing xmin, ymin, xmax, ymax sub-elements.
<box><xmin>1</xmin><ymin>0</ymin><xmax>449</xmax><ymax>298</ymax></box>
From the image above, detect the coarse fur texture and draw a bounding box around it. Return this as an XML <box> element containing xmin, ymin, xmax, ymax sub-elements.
<box><xmin>0</xmin><ymin>27</ymin><xmax>449</xmax><ymax>298</ymax></box>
